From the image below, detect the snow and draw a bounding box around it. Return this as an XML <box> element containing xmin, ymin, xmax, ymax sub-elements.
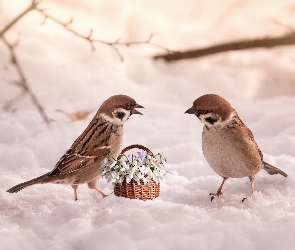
<box><xmin>1</xmin><ymin>0</ymin><xmax>295</xmax><ymax>249</ymax></box>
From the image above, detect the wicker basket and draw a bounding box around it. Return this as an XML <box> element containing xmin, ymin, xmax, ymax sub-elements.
<box><xmin>113</xmin><ymin>144</ymin><xmax>160</xmax><ymax>200</ymax></box>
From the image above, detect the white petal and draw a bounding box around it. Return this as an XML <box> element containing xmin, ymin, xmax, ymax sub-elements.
<box><xmin>142</xmin><ymin>177</ymin><xmax>148</xmax><ymax>184</ymax></box>
<box><xmin>126</xmin><ymin>175</ymin><xmax>132</xmax><ymax>183</ymax></box>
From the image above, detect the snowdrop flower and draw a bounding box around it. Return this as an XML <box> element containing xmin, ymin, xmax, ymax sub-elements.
<box><xmin>101</xmin><ymin>150</ymin><xmax>169</xmax><ymax>185</ymax></box>
<box><xmin>133</xmin><ymin>174</ymin><xmax>140</xmax><ymax>183</ymax></box>
<box><xmin>142</xmin><ymin>176</ymin><xmax>148</xmax><ymax>184</ymax></box>
<box><xmin>100</xmin><ymin>158</ymin><xmax>108</xmax><ymax>167</ymax></box>
<box><xmin>146</xmin><ymin>169</ymin><xmax>153</xmax><ymax>178</ymax></box>
<box><xmin>122</xmin><ymin>160</ymin><xmax>127</xmax><ymax>169</ymax></box>
<box><xmin>127</xmin><ymin>167</ymin><xmax>135</xmax><ymax>176</ymax></box>
<box><xmin>133</xmin><ymin>160</ymin><xmax>138</xmax><ymax>168</ymax></box>
<box><xmin>162</xmin><ymin>161</ymin><xmax>168</xmax><ymax>168</ymax></box>
<box><xmin>107</xmin><ymin>175</ymin><xmax>113</xmax><ymax>183</ymax></box>
<box><xmin>125</xmin><ymin>174</ymin><xmax>133</xmax><ymax>183</ymax></box>
<box><xmin>119</xmin><ymin>175</ymin><xmax>125</xmax><ymax>184</ymax></box>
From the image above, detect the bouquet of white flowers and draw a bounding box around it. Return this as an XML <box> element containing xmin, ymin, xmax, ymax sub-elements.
<box><xmin>100</xmin><ymin>144</ymin><xmax>169</xmax><ymax>200</ymax></box>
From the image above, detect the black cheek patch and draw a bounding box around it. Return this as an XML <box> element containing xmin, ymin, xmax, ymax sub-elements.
<box><xmin>116</xmin><ymin>112</ymin><xmax>126</xmax><ymax>120</ymax></box>
<box><xmin>205</xmin><ymin>117</ymin><xmax>217</xmax><ymax>125</ymax></box>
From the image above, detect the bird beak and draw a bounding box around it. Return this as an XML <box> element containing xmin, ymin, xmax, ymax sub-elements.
<box><xmin>185</xmin><ymin>107</ymin><xmax>195</xmax><ymax>114</ymax></box>
<box><xmin>131</xmin><ymin>103</ymin><xmax>144</xmax><ymax>115</ymax></box>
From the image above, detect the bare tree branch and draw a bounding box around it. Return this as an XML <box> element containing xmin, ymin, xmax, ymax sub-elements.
<box><xmin>0</xmin><ymin>0</ymin><xmax>173</xmax><ymax>124</ymax></box>
<box><xmin>0</xmin><ymin>0</ymin><xmax>51</xmax><ymax>124</ymax></box>
<box><xmin>153</xmin><ymin>32</ymin><xmax>295</xmax><ymax>62</ymax></box>
<box><xmin>3</xmin><ymin>89</ymin><xmax>27</xmax><ymax>112</ymax></box>
<box><xmin>1</xmin><ymin>36</ymin><xmax>51</xmax><ymax>124</ymax></box>
<box><xmin>35</xmin><ymin>8</ymin><xmax>175</xmax><ymax>61</ymax></box>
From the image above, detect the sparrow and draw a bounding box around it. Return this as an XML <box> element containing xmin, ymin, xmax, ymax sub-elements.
<box><xmin>7</xmin><ymin>95</ymin><xmax>144</xmax><ymax>200</ymax></box>
<box><xmin>185</xmin><ymin>94</ymin><xmax>287</xmax><ymax>201</ymax></box>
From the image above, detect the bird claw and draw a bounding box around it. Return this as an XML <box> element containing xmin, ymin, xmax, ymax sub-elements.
<box><xmin>242</xmin><ymin>192</ymin><xmax>254</xmax><ymax>202</ymax></box>
<box><xmin>102</xmin><ymin>191</ymin><xmax>113</xmax><ymax>198</ymax></box>
<box><xmin>209</xmin><ymin>192</ymin><xmax>223</xmax><ymax>202</ymax></box>
<box><xmin>102</xmin><ymin>191</ymin><xmax>114</xmax><ymax>198</ymax></box>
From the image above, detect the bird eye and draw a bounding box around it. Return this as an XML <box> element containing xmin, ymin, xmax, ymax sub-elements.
<box><xmin>124</xmin><ymin>104</ymin><xmax>131</xmax><ymax>110</ymax></box>
<box><xmin>205</xmin><ymin>117</ymin><xmax>217</xmax><ymax>125</ymax></box>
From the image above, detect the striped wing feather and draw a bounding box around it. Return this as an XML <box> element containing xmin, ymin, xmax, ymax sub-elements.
<box><xmin>50</xmin><ymin>118</ymin><xmax>111</xmax><ymax>176</ymax></box>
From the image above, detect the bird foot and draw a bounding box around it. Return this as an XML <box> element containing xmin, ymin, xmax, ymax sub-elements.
<box><xmin>102</xmin><ymin>191</ymin><xmax>115</xmax><ymax>198</ymax></box>
<box><xmin>209</xmin><ymin>192</ymin><xmax>223</xmax><ymax>201</ymax></box>
<box><xmin>242</xmin><ymin>193</ymin><xmax>254</xmax><ymax>202</ymax></box>
<box><xmin>94</xmin><ymin>188</ymin><xmax>108</xmax><ymax>198</ymax></box>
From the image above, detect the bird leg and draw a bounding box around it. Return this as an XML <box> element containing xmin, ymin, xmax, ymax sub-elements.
<box><xmin>242</xmin><ymin>176</ymin><xmax>255</xmax><ymax>202</ymax></box>
<box><xmin>87</xmin><ymin>180</ymin><xmax>107</xmax><ymax>198</ymax></box>
<box><xmin>250</xmin><ymin>175</ymin><xmax>255</xmax><ymax>193</ymax></box>
<box><xmin>71</xmin><ymin>184</ymin><xmax>78</xmax><ymax>201</ymax></box>
<box><xmin>210</xmin><ymin>177</ymin><xmax>228</xmax><ymax>201</ymax></box>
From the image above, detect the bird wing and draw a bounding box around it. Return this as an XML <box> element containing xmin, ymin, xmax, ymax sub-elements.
<box><xmin>49</xmin><ymin>147</ymin><xmax>110</xmax><ymax>177</ymax></box>
<box><xmin>71</xmin><ymin>118</ymin><xmax>111</xmax><ymax>153</ymax></box>
<box><xmin>235</xmin><ymin>119</ymin><xmax>287</xmax><ymax>177</ymax></box>
<box><xmin>233</xmin><ymin>114</ymin><xmax>263</xmax><ymax>160</ymax></box>
<box><xmin>246</xmin><ymin>128</ymin><xmax>263</xmax><ymax>160</ymax></box>
<box><xmin>49</xmin><ymin>117</ymin><xmax>114</xmax><ymax>176</ymax></box>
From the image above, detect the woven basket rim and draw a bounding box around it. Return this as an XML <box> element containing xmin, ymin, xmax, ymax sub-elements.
<box><xmin>115</xmin><ymin>176</ymin><xmax>159</xmax><ymax>185</ymax></box>
<box><xmin>119</xmin><ymin>144</ymin><xmax>154</xmax><ymax>158</ymax></box>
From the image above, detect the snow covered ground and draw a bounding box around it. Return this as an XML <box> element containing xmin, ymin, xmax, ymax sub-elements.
<box><xmin>1</xmin><ymin>0</ymin><xmax>295</xmax><ymax>249</ymax></box>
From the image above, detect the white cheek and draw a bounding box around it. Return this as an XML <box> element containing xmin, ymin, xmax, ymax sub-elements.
<box><xmin>100</xmin><ymin>109</ymin><xmax>130</xmax><ymax>125</ymax></box>
<box><xmin>100</xmin><ymin>113</ymin><xmax>118</xmax><ymax>124</ymax></box>
<box><xmin>199</xmin><ymin>113</ymin><xmax>221</xmax><ymax>128</ymax></box>
<box><xmin>121</xmin><ymin>113</ymin><xmax>130</xmax><ymax>123</ymax></box>
<box><xmin>115</xmin><ymin>108</ymin><xmax>131</xmax><ymax>123</ymax></box>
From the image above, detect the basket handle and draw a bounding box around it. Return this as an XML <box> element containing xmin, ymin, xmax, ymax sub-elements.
<box><xmin>120</xmin><ymin>144</ymin><xmax>154</xmax><ymax>158</ymax></box>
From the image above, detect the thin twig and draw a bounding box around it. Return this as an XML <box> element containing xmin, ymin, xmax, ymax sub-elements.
<box><xmin>98</xmin><ymin>33</ymin><xmax>175</xmax><ymax>54</ymax></box>
<box><xmin>2</xmin><ymin>36</ymin><xmax>51</xmax><ymax>124</ymax></box>
<box><xmin>272</xmin><ymin>19</ymin><xmax>295</xmax><ymax>33</ymax></box>
<box><xmin>0</xmin><ymin>0</ymin><xmax>41</xmax><ymax>38</ymax></box>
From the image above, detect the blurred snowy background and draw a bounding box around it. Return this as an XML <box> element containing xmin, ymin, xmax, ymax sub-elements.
<box><xmin>1</xmin><ymin>0</ymin><xmax>295</xmax><ymax>249</ymax></box>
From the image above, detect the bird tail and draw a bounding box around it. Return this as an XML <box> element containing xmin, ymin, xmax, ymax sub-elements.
<box><xmin>262</xmin><ymin>161</ymin><xmax>287</xmax><ymax>177</ymax></box>
<box><xmin>6</xmin><ymin>173</ymin><xmax>49</xmax><ymax>193</ymax></box>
